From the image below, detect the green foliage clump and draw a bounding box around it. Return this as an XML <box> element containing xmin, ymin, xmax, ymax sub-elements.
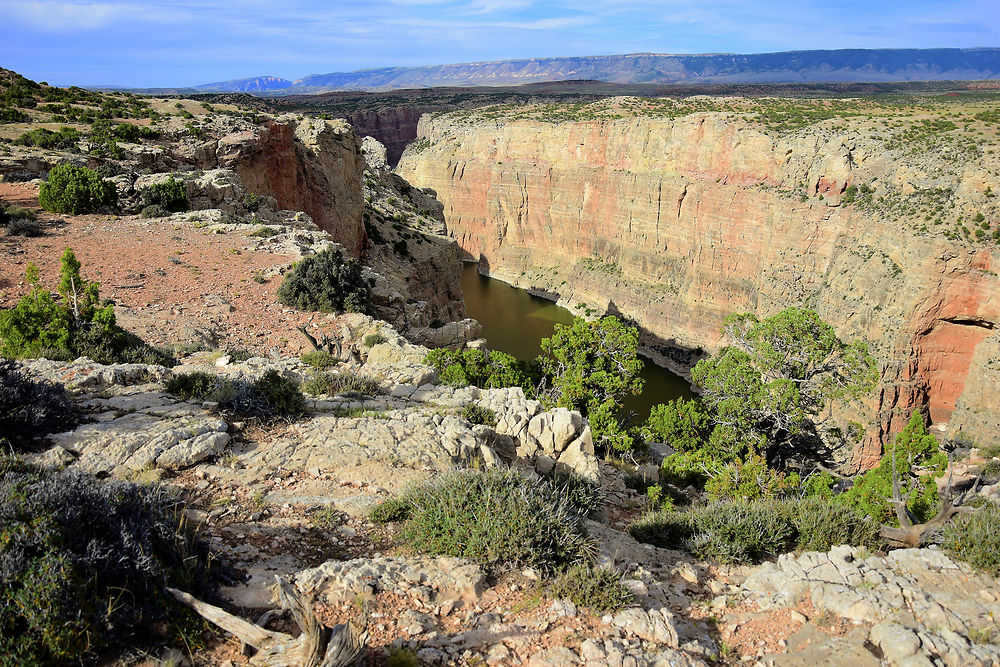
<box><xmin>137</xmin><ymin>176</ymin><xmax>188</xmax><ymax>213</ymax></box>
<box><xmin>398</xmin><ymin>468</ymin><xmax>591</xmax><ymax>573</ymax></box>
<box><xmin>0</xmin><ymin>249</ymin><xmax>174</xmax><ymax>366</ymax></box>
<box><xmin>363</xmin><ymin>333</ymin><xmax>386</xmax><ymax>347</ymax></box>
<box><xmin>6</xmin><ymin>218</ymin><xmax>42</xmax><ymax>237</ymax></box>
<box><xmin>300</xmin><ymin>349</ymin><xmax>339</xmax><ymax>369</ymax></box>
<box><xmin>248</xmin><ymin>225</ymin><xmax>279</xmax><ymax>238</ymax></box>
<box><xmin>0</xmin><ymin>359</ymin><xmax>78</xmax><ymax>451</ymax></box>
<box><xmin>538</xmin><ymin>316</ymin><xmax>644</xmax><ymax>453</ymax></box>
<box><xmin>303</xmin><ymin>370</ymin><xmax>381</xmax><ymax>397</ymax></box>
<box><xmin>704</xmin><ymin>454</ymin><xmax>800</xmax><ymax>501</ymax></box>
<box><xmin>941</xmin><ymin>502</ymin><xmax>1000</xmax><ymax>577</ymax></box>
<box><xmin>546</xmin><ymin>469</ymin><xmax>605</xmax><ymax>517</ymax></box>
<box><xmin>547</xmin><ymin>564</ymin><xmax>633</xmax><ymax>612</ymax></box>
<box><xmin>461</xmin><ymin>403</ymin><xmax>497</xmax><ymax>427</ymax></box>
<box><xmin>369</xmin><ymin>498</ymin><xmax>413</xmax><ymax>524</ymax></box>
<box><xmin>690</xmin><ymin>308</ymin><xmax>878</xmax><ymax>460</ymax></box>
<box><xmin>14</xmin><ymin>126</ymin><xmax>81</xmax><ymax>150</ymax></box>
<box><xmin>840</xmin><ymin>412</ymin><xmax>945</xmax><ymax>524</ymax></box>
<box><xmin>631</xmin><ymin>501</ymin><xmax>796</xmax><ymax>564</ymax></box>
<box><xmin>642</xmin><ymin>398</ymin><xmax>711</xmax><ymax>450</ymax></box>
<box><xmin>165</xmin><ymin>369</ymin><xmax>306</xmax><ymax>420</ymax></box>
<box><xmin>630</xmin><ymin>497</ymin><xmax>881</xmax><ymax>564</ymax></box>
<box><xmin>386</xmin><ymin>647</ymin><xmax>420</xmax><ymax>667</ymax></box>
<box><xmin>791</xmin><ymin>497</ymin><xmax>883</xmax><ymax>553</ymax></box>
<box><xmin>38</xmin><ymin>164</ymin><xmax>117</xmax><ymax>214</ymax></box>
<box><xmin>277</xmin><ymin>247</ymin><xmax>372</xmax><ymax>315</ymax></box>
<box><xmin>0</xmin><ymin>458</ymin><xmax>214</xmax><ymax>663</ymax></box>
<box><xmin>424</xmin><ymin>347</ymin><xmax>535</xmax><ymax>393</ymax></box>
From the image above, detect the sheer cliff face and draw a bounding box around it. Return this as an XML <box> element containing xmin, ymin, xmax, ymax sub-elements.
<box><xmin>216</xmin><ymin>116</ymin><xmax>366</xmax><ymax>256</ymax></box>
<box><xmin>398</xmin><ymin>108</ymin><xmax>1000</xmax><ymax>466</ymax></box>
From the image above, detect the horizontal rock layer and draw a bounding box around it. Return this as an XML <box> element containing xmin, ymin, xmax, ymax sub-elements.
<box><xmin>398</xmin><ymin>111</ymin><xmax>1000</xmax><ymax>467</ymax></box>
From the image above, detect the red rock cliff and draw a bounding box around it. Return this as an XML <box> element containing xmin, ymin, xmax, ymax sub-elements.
<box><xmin>398</xmin><ymin>108</ymin><xmax>1000</xmax><ymax>468</ymax></box>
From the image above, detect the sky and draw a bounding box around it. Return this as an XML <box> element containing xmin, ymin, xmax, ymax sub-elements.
<box><xmin>1</xmin><ymin>0</ymin><xmax>998</xmax><ymax>87</ymax></box>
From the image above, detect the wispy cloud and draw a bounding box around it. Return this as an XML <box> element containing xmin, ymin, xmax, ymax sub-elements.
<box><xmin>2</xmin><ymin>0</ymin><xmax>997</xmax><ymax>86</ymax></box>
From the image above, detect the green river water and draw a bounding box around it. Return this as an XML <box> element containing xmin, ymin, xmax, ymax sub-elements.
<box><xmin>460</xmin><ymin>264</ymin><xmax>693</xmax><ymax>420</ymax></box>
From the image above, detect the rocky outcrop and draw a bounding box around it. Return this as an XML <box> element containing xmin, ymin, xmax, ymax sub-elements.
<box><xmin>348</xmin><ymin>106</ymin><xmax>434</xmax><ymax>166</ymax></box>
<box><xmin>398</xmin><ymin>108</ymin><xmax>1000</xmax><ymax>466</ymax></box>
<box><xmin>360</xmin><ymin>137</ymin><xmax>467</xmax><ymax>326</ymax></box>
<box><xmin>742</xmin><ymin>545</ymin><xmax>1000</xmax><ymax>666</ymax></box>
<box><xmin>214</xmin><ymin>116</ymin><xmax>366</xmax><ymax>256</ymax></box>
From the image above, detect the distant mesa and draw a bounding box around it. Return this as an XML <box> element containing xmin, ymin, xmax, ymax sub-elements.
<box><xmin>193</xmin><ymin>75</ymin><xmax>293</xmax><ymax>93</ymax></box>
<box><xmin>192</xmin><ymin>48</ymin><xmax>1000</xmax><ymax>93</ymax></box>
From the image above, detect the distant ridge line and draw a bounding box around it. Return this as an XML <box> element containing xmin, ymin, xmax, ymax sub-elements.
<box><xmin>184</xmin><ymin>47</ymin><xmax>1000</xmax><ymax>93</ymax></box>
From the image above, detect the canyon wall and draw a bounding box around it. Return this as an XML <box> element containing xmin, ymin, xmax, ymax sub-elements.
<box><xmin>216</xmin><ymin>117</ymin><xmax>366</xmax><ymax>257</ymax></box>
<box><xmin>398</xmin><ymin>110</ymin><xmax>1000</xmax><ymax>468</ymax></box>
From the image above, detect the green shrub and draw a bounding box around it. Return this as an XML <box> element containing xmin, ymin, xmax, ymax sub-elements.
<box><xmin>704</xmin><ymin>454</ymin><xmax>799</xmax><ymax>501</ymax></box>
<box><xmin>14</xmin><ymin>126</ymin><xmax>81</xmax><ymax>150</ymax></box>
<box><xmin>137</xmin><ymin>176</ymin><xmax>188</xmax><ymax>213</ymax></box>
<box><xmin>248</xmin><ymin>225</ymin><xmax>279</xmax><ymax>238</ymax></box>
<box><xmin>0</xmin><ymin>458</ymin><xmax>214</xmax><ymax>662</ymax></box>
<box><xmin>631</xmin><ymin>498</ymin><xmax>882</xmax><ymax>563</ymax></box>
<box><xmin>369</xmin><ymin>498</ymin><xmax>412</xmax><ymax>524</ymax></box>
<box><xmin>0</xmin><ymin>249</ymin><xmax>173</xmax><ymax>366</ymax></box>
<box><xmin>399</xmin><ymin>468</ymin><xmax>591</xmax><ymax>573</ymax></box>
<box><xmin>277</xmin><ymin>247</ymin><xmax>372</xmax><ymax>314</ymax></box>
<box><xmin>252</xmin><ymin>370</ymin><xmax>306</xmax><ymax>416</ymax></box>
<box><xmin>39</xmin><ymin>164</ymin><xmax>117</xmax><ymax>214</ymax></box>
<box><xmin>941</xmin><ymin>503</ymin><xmax>1000</xmax><ymax>577</ymax></box>
<box><xmin>6</xmin><ymin>218</ymin><xmax>42</xmax><ymax>237</ymax></box>
<box><xmin>659</xmin><ymin>449</ymin><xmax>722</xmax><ymax>488</ymax></box>
<box><xmin>386</xmin><ymin>647</ymin><xmax>419</xmax><ymax>667</ymax></box>
<box><xmin>840</xmin><ymin>412</ymin><xmax>946</xmax><ymax>524</ymax></box>
<box><xmin>789</xmin><ymin>497</ymin><xmax>883</xmax><ymax>552</ymax></box>
<box><xmin>4</xmin><ymin>206</ymin><xmax>37</xmax><ymax>222</ymax></box>
<box><xmin>0</xmin><ymin>360</ymin><xmax>78</xmax><ymax>450</ymax></box>
<box><xmin>424</xmin><ymin>347</ymin><xmax>535</xmax><ymax>394</ymax></box>
<box><xmin>363</xmin><ymin>333</ymin><xmax>386</xmax><ymax>347</ymax></box>
<box><xmin>300</xmin><ymin>349</ymin><xmax>339</xmax><ymax>369</ymax></box>
<box><xmin>165</xmin><ymin>369</ymin><xmax>306</xmax><ymax>419</ymax></box>
<box><xmin>111</xmin><ymin>122</ymin><xmax>158</xmax><ymax>142</ymax></box>
<box><xmin>164</xmin><ymin>371</ymin><xmax>217</xmax><ymax>400</ymax></box>
<box><xmin>139</xmin><ymin>204</ymin><xmax>167</xmax><ymax>218</ymax></box>
<box><xmin>643</xmin><ymin>398</ymin><xmax>711</xmax><ymax>450</ymax></box>
<box><xmin>461</xmin><ymin>403</ymin><xmax>497</xmax><ymax>427</ymax></box>
<box><xmin>303</xmin><ymin>370</ymin><xmax>381</xmax><ymax>397</ymax></box>
<box><xmin>547</xmin><ymin>469</ymin><xmax>605</xmax><ymax>517</ymax></box>
<box><xmin>548</xmin><ymin>564</ymin><xmax>633</xmax><ymax>613</ymax></box>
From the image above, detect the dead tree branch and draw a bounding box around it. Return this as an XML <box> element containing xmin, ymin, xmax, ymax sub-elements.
<box><xmin>167</xmin><ymin>577</ymin><xmax>368</xmax><ymax>666</ymax></box>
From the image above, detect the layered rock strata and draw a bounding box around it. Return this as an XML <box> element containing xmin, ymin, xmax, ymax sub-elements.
<box><xmin>398</xmin><ymin>108</ymin><xmax>1000</xmax><ymax>466</ymax></box>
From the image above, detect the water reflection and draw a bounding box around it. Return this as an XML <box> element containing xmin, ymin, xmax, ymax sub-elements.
<box><xmin>460</xmin><ymin>264</ymin><xmax>693</xmax><ymax>421</ymax></box>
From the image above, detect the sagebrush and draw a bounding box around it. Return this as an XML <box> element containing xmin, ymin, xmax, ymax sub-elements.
<box><xmin>0</xmin><ymin>457</ymin><xmax>215</xmax><ymax>663</ymax></box>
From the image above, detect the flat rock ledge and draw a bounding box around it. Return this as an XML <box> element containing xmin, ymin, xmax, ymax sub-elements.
<box><xmin>743</xmin><ymin>545</ymin><xmax>1000</xmax><ymax>666</ymax></box>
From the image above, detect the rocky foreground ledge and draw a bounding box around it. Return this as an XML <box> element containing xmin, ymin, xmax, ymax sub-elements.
<box><xmin>14</xmin><ymin>317</ymin><xmax>1000</xmax><ymax>666</ymax></box>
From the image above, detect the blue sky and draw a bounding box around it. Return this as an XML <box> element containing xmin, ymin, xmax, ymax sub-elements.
<box><xmin>1</xmin><ymin>0</ymin><xmax>997</xmax><ymax>87</ymax></box>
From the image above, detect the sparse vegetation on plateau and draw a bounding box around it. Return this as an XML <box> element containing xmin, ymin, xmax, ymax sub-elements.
<box><xmin>38</xmin><ymin>163</ymin><xmax>117</xmax><ymax>215</ymax></box>
<box><xmin>277</xmin><ymin>247</ymin><xmax>373</xmax><ymax>315</ymax></box>
<box><xmin>0</xmin><ymin>248</ymin><xmax>175</xmax><ymax>366</ymax></box>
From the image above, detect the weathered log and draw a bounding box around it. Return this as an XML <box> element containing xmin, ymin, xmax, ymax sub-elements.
<box><xmin>167</xmin><ymin>577</ymin><xmax>367</xmax><ymax>666</ymax></box>
<box><xmin>879</xmin><ymin>454</ymin><xmax>983</xmax><ymax>548</ymax></box>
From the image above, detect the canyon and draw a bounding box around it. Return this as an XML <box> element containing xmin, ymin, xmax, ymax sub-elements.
<box><xmin>397</xmin><ymin>97</ymin><xmax>1000</xmax><ymax>468</ymax></box>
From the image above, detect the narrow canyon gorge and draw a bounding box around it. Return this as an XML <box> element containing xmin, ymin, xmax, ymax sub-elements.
<box><xmin>397</xmin><ymin>102</ymin><xmax>1000</xmax><ymax>468</ymax></box>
